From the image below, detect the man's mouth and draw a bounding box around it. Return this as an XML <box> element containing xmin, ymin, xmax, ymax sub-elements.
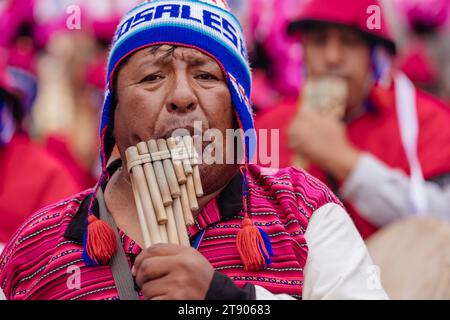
<box><xmin>157</xmin><ymin>125</ymin><xmax>197</xmax><ymax>140</ymax></box>
<box><xmin>315</xmin><ymin>74</ymin><xmax>350</xmax><ymax>82</ymax></box>
<box><xmin>156</xmin><ymin>122</ymin><xmax>207</xmax><ymax>139</ymax></box>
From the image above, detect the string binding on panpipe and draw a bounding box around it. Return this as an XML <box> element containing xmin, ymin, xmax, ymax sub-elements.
<box><xmin>125</xmin><ymin>136</ymin><xmax>204</xmax><ymax>248</ymax></box>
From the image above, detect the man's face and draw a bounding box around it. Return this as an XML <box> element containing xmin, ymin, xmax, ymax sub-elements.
<box><xmin>301</xmin><ymin>25</ymin><xmax>372</xmax><ymax>115</ymax></box>
<box><xmin>114</xmin><ymin>45</ymin><xmax>236</xmax><ymax>194</ymax></box>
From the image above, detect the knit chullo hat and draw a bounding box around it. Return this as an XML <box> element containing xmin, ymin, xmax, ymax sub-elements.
<box><xmin>83</xmin><ymin>0</ymin><xmax>272</xmax><ymax>271</ymax></box>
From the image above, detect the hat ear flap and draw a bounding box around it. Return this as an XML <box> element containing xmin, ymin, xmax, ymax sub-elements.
<box><xmin>227</xmin><ymin>75</ymin><xmax>257</xmax><ymax>163</ymax></box>
<box><xmin>100</xmin><ymin>90</ymin><xmax>116</xmax><ymax>170</ymax></box>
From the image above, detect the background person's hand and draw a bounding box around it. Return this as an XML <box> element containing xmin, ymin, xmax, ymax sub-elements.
<box><xmin>133</xmin><ymin>243</ymin><xmax>214</xmax><ymax>300</ymax></box>
<box><xmin>288</xmin><ymin>109</ymin><xmax>361</xmax><ymax>181</ymax></box>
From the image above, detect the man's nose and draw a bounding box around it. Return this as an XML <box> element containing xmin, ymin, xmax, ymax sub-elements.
<box><xmin>323</xmin><ymin>37</ymin><xmax>343</xmax><ymax>68</ymax></box>
<box><xmin>166</xmin><ymin>75</ymin><xmax>198</xmax><ymax>113</ymax></box>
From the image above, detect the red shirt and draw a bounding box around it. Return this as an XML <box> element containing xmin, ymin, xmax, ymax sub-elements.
<box><xmin>255</xmin><ymin>85</ymin><xmax>450</xmax><ymax>238</ymax></box>
<box><xmin>45</xmin><ymin>134</ymin><xmax>97</xmax><ymax>189</ymax></box>
<box><xmin>0</xmin><ymin>133</ymin><xmax>81</xmax><ymax>243</ymax></box>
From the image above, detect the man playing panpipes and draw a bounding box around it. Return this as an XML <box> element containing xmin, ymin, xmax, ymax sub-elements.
<box><xmin>0</xmin><ymin>0</ymin><xmax>387</xmax><ymax>300</ymax></box>
<box><xmin>256</xmin><ymin>0</ymin><xmax>450</xmax><ymax>239</ymax></box>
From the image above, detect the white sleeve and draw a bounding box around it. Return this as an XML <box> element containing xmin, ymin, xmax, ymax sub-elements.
<box><xmin>255</xmin><ymin>202</ymin><xmax>388</xmax><ymax>300</ymax></box>
<box><xmin>254</xmin><ymin>285</ymin><xmax>296</xmax><ymax>300</ymax></box>
<box><xmin>0</xmin><ymin>288</ymin><xmax>5</xmax><ymax>300</ymax></box>
<box><xmin>302</xmin><ymin>203</ymin><xmax>389</xmax><ymax>300</ymax></box>
<box><xmin>340</xmin><ymin>153</ymin><xmax>450</xmax><ymax>226</ymax></box>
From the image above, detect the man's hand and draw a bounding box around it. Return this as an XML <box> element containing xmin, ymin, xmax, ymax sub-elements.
<box><xmin>287</xmin><ymin>109</ymin><xmax>361</xmax><ymax>181</ymax></box>
<box><xmin>133</xmin><ymin>243</ymin><xmax>214</xmax><ymax>300</ymax></box>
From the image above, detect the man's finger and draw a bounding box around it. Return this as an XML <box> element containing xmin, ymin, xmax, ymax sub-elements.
<box><xmin>151</xmin><ymin>295</ymin><xmax>169</xmax><ymax>300</ymax></box>
<box><xmin>135</xmin><ymin>256</ymin><xmax>175</xmax><ymax>288</ymax></box>
<box><xmin>134</xmin><ymin>243</ymin><xmax>183</xmax><ymax>273</ymax></box>
<box><xmin>141</xmin><ymin>276</ymin><xmax>171</xmax><ymax>300</ymax></box>
<box><xmin>145</xmin><ymin>243</ymin><xmax>185</xmax><ymax>256</ymax></box>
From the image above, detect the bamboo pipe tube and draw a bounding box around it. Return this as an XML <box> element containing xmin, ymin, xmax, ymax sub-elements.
<box><xmin>159</xmin><ymin>224</ymin><xmax>169</xmax><ymax>243</ymax></box>
<box><xmin>147</xmin><ymin>139</ymin><xmax>173</xmax><ymax>206</ymax></box>
<box><xmin>192</xmin><ymin>166</ymin><xmax>204</xmax><ymax>197</ymax></box>
<box><xmin>173</xmin><ymin>136</ymin><xmax>192</xmax><ymax>175</ymax></box>
<box><xmin>191</xmin><ymin>136</ymin><xmax>204</xmax><ymax>197</ymax></box>
<box><xmin>155</xmin><ymin>139</ymin><xmax>180</xmax><ymax>244</ymax></box>
<box><xmin>167</xmin><ymin>137</ymin><xmax>187</xmax><ymax>184</ymax></box>
<box><xmin>129</xmin><ymin>174</ymin><xmax>152</xmax><ymax>248</ymax></box>
<box><xmin>186</xmin><ymin>175</ymin><xmax>199</xmax><ymax>212</ymax></box>
<box><xmin>180</xmin><ymin>184</ymin><xmax>195</xmax><ymax>225</ymax></box>
<box><xmin>183</xmin><ymin>135</ymin><xmax>204</xmax><ymax>197</ymax></box>
<box><xmin>172</xmin><ymin>197</ymin><xmax>190</xmax><ymax>246</ymax></box>
<box><xmin>126</xmin><ymin>147</ymin><xmax>162</xmax><ymax>245</ymax></box>
<box><xmin>136</xmin><ymin>142</ymin><xmax>168</xmax><ymax>225</ymax></box>
<box><xmin>157</xmin><ymin>139</ymin><xmax>181</xmax><ymax>198</ymax></box>
<box><xmin>164</xmin><ymin>205</ymin><xmax>180</xmax><ymax>245</ymax></box>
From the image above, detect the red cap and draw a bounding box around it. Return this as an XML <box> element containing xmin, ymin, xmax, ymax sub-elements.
<box><xmin>289</xmin><ymin>0</ymin><xmax>396</xmax><ymax>53</ymax></box>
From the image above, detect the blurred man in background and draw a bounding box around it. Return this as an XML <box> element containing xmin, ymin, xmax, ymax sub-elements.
<box><xmin>0</xmin><ymin>49</ymin><xmax>79</xmax><ymax>247</ymax></box>
<box><xmin>255</xmin><ymin>0</ymin><xmax>450</xmax><ymax>239</ymax></box>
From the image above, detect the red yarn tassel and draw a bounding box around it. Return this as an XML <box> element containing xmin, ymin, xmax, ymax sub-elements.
<box><xmin>86</xmin><ymin>215</ymin><xmax>117</xmax><ymax>265</ymax></box>
<box><xmin>236</xmin><ymin>217</ymin><xmax>269</xmax><ymax>271</ymax></box>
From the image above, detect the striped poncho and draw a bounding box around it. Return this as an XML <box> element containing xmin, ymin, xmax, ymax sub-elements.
<box><xmin>0</xmin><ymin>164</ymin><xmax>341</xmax><ymax>300</ymax></box>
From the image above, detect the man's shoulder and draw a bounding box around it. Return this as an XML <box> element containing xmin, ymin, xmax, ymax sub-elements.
<box><xmin>248</xmin><ymin>165</ymin><xmax>343</xmax><ymax>213</ymax></box>
<box><xmin>414</xmin><ymin>90</ymin><xmax>450</xmax><ymax>177</ymax></box>
<box><xmin>416</xmin><ymin>89</ymin><xmax>450</xmax><ymax>110</ymax></box>
<box><xmin>13</xmin><ymin>190</ymin><xmax>89</xmax><ymax>238</ymax></box>
<box><xmin>0</xmin><ymin>190</ymin><xmax>92</xmax><ymax>299</ymax></box>
<box><xmin>415</xmin><ymin>89</ymin><xmax>450</xmax><ymax>123</ymax></box>
<box><xmin>0</xmin><ymin>190</ymin><xmax>91</xmax><ymax>271</ymax></box>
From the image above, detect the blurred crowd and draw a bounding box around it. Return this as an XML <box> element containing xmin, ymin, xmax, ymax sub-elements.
<box><xmin>0</xmin><ymin>0</ymin><xmax>450</xmax><ymax>298</ymax></box>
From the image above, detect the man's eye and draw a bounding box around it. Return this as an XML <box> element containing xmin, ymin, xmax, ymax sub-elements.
<box><xmin>196</xmin><ymin>73</ymin><xmax>218</xmax><ymax>81</ymax></box>
<box><xmin>140</xmin><ymin>74</ymin><xmax>164</xmax><ymax>83</ymax></box>
<box><xmin>307</xmin><ymin>32</ymin><xmax>327</xmax><ymax>45</ymax></box>
<box><xmin>342</xmin><ymin>35</ymin><xmax>363</xmax><ymax>47</ymax></box>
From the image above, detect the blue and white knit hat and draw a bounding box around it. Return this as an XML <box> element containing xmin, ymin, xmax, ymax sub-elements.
<box><xmin>99</xmin><ymin>0</ymin><xmax>256</xmax><ymax>170</ymax></box>
<box><xmin>84</xmin><ymin>0</ymin><xmax>272</xmax><ymax>270</ymax></box>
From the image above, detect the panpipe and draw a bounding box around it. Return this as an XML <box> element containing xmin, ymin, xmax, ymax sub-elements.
<box><xmin>125</xmin><ymin>136</ymin><xmax>204</xmax><ymax>248</ymax></box>
<box><xmin>292</xmin><ymin>76</ymin><xmax>348</xmax><ymax>169</ymax></box>
<box><xmin>300</xmin><ymin>76</ymin><xmax>348</xmax><ymax>119</ymax></box>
